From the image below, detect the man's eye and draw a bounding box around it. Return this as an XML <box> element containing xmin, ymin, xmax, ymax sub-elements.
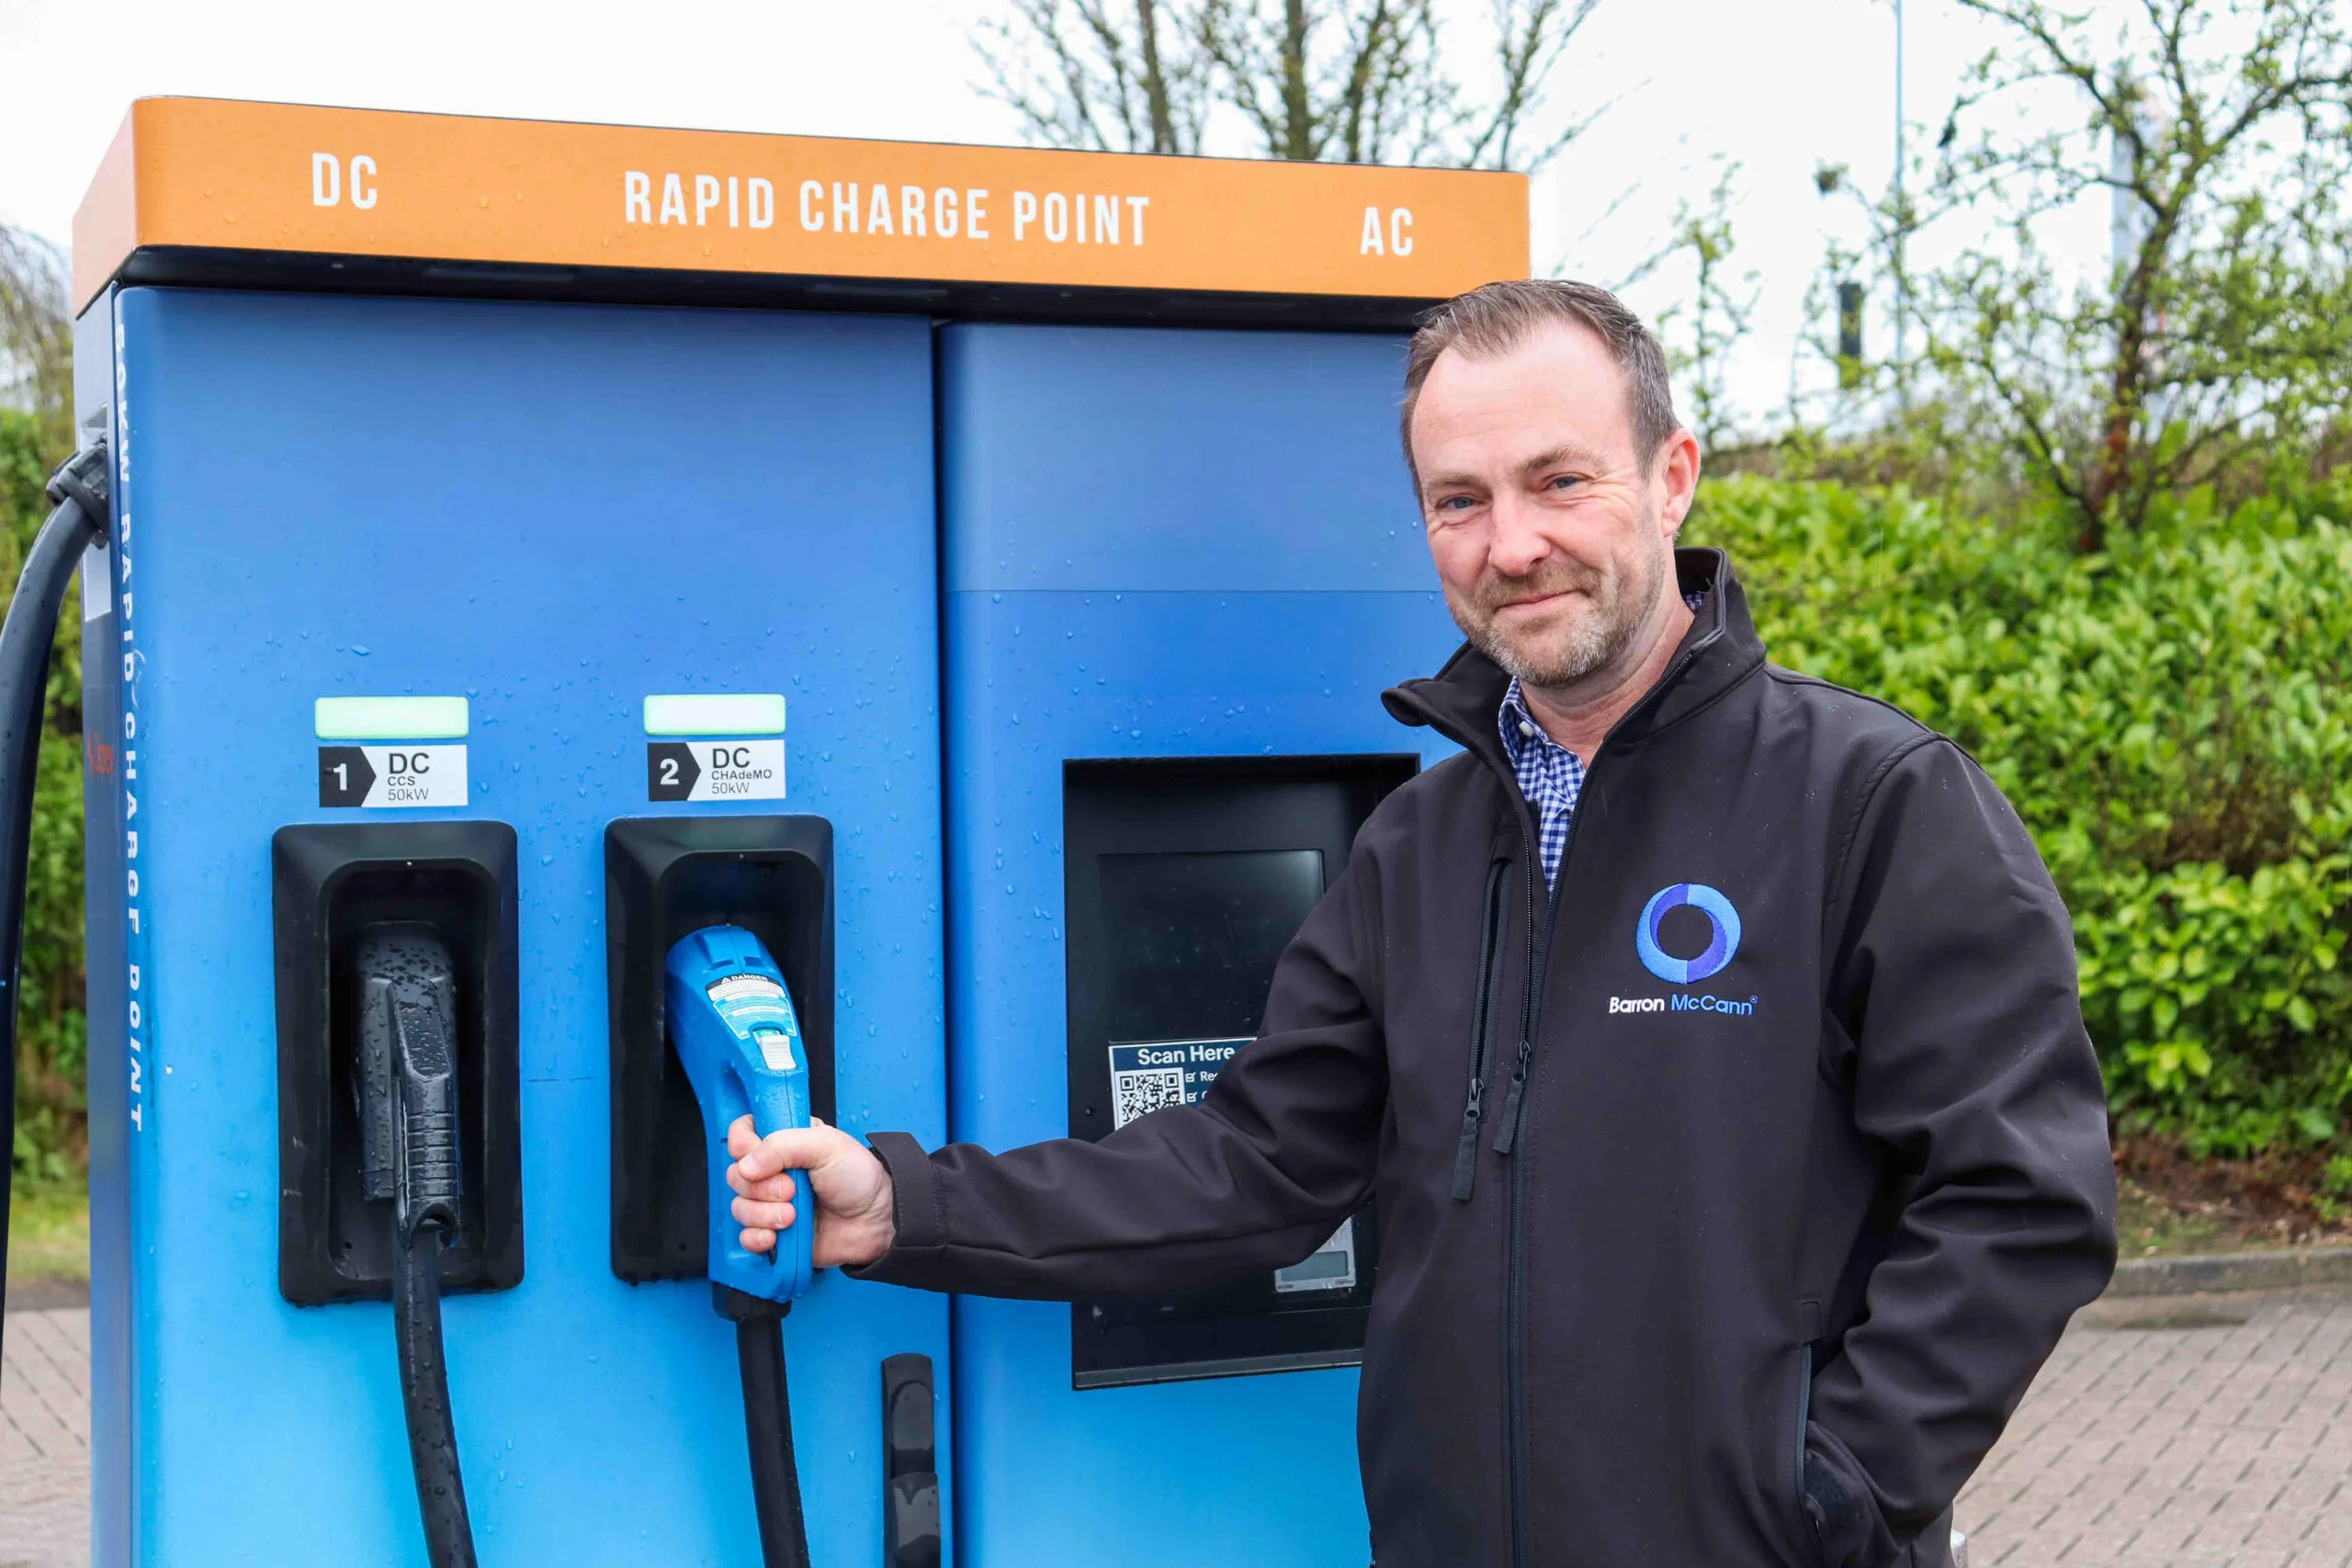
<box><xmin>1546</xmin><ymin>474</ymin><xmax>1585</xmax><ymax>491</ymax></box>
<box><xmin>1435</xmin><ymin>495</ymin><xmax>1476</xmax><ymax>513</ymax></box>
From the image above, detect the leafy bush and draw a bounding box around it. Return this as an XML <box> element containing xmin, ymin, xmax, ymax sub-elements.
<box><xmin>6</xmin><ymin>423</ymin><xmax>2348</xmax><ymax>1177</ymax></box>
<box><xmin>1691</xmin><ymin>474</ymin><xmax>2352</xmax><ymax>1157</ymax></box>
<box><xmin>2</xmin><ymin>407</ymin><xmax>85</xmax><ymax>1189</ymax></box>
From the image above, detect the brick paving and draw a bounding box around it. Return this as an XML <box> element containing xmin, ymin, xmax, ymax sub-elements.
<box><xmin>2</xmin><ymin>1285</ymin><xmax>2346</xmax><ymax>1566</ymax></box>
<box><xmin>1959</xmin><ymin>1285</ymin><xmax>2352</xmax><ymax>1567</ymax></box>
<box><xmin>0</xmin><ymin>1308</ymin><xmax>88</xmax><ymax>1568</ymax></box>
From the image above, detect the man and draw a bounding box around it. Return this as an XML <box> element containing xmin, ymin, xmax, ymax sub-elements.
<box><xmin>725</xmin><ymin>280</ymin><xmax>2118</xmax><ymax>1567</ymax></box>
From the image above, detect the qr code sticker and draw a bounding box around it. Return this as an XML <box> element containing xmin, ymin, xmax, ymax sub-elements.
<box><xmin>1111</xmin><ymin>1067</ymin><xmax>1187</xmax><ymax>1129</ymax></box>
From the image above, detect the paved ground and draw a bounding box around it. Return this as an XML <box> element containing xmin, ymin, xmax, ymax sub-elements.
<box><xmin>0</xmin><ymin>1306</ymin><xmax>88</xmax><ymax>1568</ymax></box>
<box><xmin>1958</xmin><ymin>1284</ymin><xmax>2352</xmax><ymax>1568</ymax></box>
<box><xmin>4</xmin><ymin>1284</ymin><xmax>2347</xmax><ymax>1565</ymax></box>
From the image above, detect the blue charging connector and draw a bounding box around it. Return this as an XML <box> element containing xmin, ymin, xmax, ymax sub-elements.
<box><xmin>668</xmin><ymin>924</ymin><xmax>820</xmax><ymax>1568</ymax></box>
<box><xmin>665</xmin><ymin>924</ymin><xmax>817</xmax><ymax>1304</ymax></box>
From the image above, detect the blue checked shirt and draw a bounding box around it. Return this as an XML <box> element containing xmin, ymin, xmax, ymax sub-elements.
<box><xmin>1499</xmin><ymin>589</ymin><xmax>1707</xmax><ymax>889</ymax></box>
<box><xmin>1498</xmin><ymin>682</ymin><xmax>1584</xmax><ymax>892</ymax></box>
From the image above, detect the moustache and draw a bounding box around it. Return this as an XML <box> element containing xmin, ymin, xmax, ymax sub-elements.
<box><xmin>1469</xmin><ymin>562</ymin><xmax>1608</xmax><ymax>615</ymax></box>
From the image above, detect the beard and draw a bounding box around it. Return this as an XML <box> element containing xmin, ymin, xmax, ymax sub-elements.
<box><xmin>1445</xmin><ymin>534</ymin><xmax>1669</xmax><ymax>691</ymax></box>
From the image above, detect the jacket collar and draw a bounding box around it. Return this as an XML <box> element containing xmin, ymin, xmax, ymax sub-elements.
<box><xmin>1382</xmin><ymin>547</ymin><xmax>1767</xmax><ymax>765</ymax></box>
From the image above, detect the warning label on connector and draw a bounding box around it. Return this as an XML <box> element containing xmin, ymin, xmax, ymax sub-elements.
<box><xmin>648</xmin><ymin>739</ymin><xmax>787</xmax><ymax>802</ymax></box>
<box><xmin>318</xmin><ymin>745</ymin><xmax>469</xmax><ymax>808</ymax></box>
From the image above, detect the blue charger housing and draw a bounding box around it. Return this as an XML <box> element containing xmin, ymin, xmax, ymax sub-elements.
<box><xmin>665</xmin><ymin>924</ymin><xmax>817</xmax><ymax>1304</ymax></box>
<box><xmin>77</xmin><ymin>288</ymin><xmax>948</xmax><ymax>1564</ymax></box>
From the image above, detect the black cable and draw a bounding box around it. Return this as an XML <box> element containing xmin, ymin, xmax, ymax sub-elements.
<box><xmin>359</xmin><ymin>927</ymin><xmax>476</xmax><ymax>1568</ymax></box>
<box><xmin>724</xmin><ymin>1288</ymin><xmax>812</xmax><ymax>1568</ymax></box>
<box><xmin>0</xmin><ymin>441</ymin><xmax>107</xmax><ymax>1353</ymax></box>
<box><xmin>394</xmin><ymin>1220</ymin><xmax>477</xmax><ymax>1568</ymax></box>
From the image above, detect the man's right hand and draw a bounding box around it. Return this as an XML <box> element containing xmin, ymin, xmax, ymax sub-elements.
<box><xmin>725</xmin><ymin>1115</ymin><xmax>897</xmax><ymax>1269</ymax></box>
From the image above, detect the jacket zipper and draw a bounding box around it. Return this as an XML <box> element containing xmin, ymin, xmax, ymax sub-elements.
<box><xmin>1489</xmin><ymin>635</ymin><xmax>1714</xmax><ymax>1568</ymax></box>
<box><xmin>1449</xmin><ymin>859</ymin><xmax>1510</xmax><ymax>1201</ymax></box>
<box><xmin>1500</xmin><ymin>795</ymin><xmax>1564</xmax><ymax>1568</ymax></box>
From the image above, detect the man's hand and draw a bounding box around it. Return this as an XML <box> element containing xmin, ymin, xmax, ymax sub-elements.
<box><xmin>725</xmin><ymin>1115</ymin><xmax>897</xmax><ymax>1269</ymax></box>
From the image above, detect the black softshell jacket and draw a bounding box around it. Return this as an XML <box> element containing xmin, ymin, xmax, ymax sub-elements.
<box><xmin>860</xmin><ymin>549</ymin><xmax>2118</xmax><ymax>1568</ymax></box>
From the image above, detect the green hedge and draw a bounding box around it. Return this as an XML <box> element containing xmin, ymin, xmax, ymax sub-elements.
<box><xmin>2</xmin><ymin>408</ymin><xmax>85</xmax><ymax>1189</ymax></box>
<box><xmin>6</xmin><ymin>431</ymin><xmax>2348</xmax><ymax>1184</ymax></box>
<box><xmin>1690</xmin><ymin>475</ymin><xmax>2352</xmax><ymax>1170</ymax></box>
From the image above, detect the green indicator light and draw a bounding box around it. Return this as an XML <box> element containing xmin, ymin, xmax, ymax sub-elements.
<box><xmin>643</xmin><ymin>694</ymin><xmax>787</xmax><ymax>736</ymax></box>
<box><xmin>314</xmin><ymin>695</ymin><xmax>470</xmax><ymax>739</ymax></box>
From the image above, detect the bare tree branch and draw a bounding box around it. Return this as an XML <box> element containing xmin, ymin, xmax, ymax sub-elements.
<box><xmin>979</xmin><ymin>0</ymin><xmax>1606</xmax><ymax>170</ymax></box>
<box><xmin>977</xmin><ymin>0</ymin><xmax>1207</xmax><ymax>153</ymax></box>
<box><xmin>1865</xmin><ymin>0</ymin><xmax>2352</xmax><ymax>547</ymax></box>
<box><xmin>0</xmin><ymin>226</ymin><xmax>70</xmax><ymax>429</ymax></box>
<box><xmin>1460</xmin><ymin>0</ymin><xmax>1603</xmax><ymax>170</ymax></box>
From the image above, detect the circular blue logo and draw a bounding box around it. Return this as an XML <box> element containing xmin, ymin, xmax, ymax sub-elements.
<box><xmin>1635</xmin><ymin>884</ymin><xmax>1742</xmax><ymax>985</ymax></box>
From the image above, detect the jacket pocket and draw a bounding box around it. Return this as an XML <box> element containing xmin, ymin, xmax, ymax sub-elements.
<box><xmin>1792</xmin><ymin>1342</ymin><xmax>1814</xmax><ymax>1514</ymax></box>
<box><xmin>1784</xmin><ymin>1340</ymin><xmax>1830</xmax><ymax>1568</ymax></box>
<box><xmin>1449</xmin><ymin>858</ymin><xmax>1510</xmax><ymax>1201</ymax></box>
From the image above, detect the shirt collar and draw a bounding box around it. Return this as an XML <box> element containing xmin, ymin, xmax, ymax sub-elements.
<box><xmin>1498</xmin><ymin>677</ymin><xmax>1564</xmax><ymax>772</ymax></box>
<box><xmin>1385</xmin><ymin>549</ymin><xmax>1765</xmax><ymax>776</ymax></box>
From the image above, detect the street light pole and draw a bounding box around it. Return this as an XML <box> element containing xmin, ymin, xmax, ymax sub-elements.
<box><xmin>1893</xmin><ymin>0</ymin><xmax>1907</xmax><ymax>400</ymax></box>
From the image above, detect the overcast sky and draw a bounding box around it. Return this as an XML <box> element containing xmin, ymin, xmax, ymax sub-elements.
<box><xmin>0</xmin><ymin>0</ymin><xmax>2110</xmax><ymax>423</ymax></box>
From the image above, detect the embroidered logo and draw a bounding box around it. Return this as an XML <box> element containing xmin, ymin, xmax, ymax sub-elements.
<box><xmin>1634</xmin><ymin>883</ymin><xmax>1742</xmax><ymax>985</ymax></box>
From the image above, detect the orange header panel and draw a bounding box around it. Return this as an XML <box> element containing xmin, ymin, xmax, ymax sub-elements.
<box><xmin>73</xmin><ymin>98</ymin><xmax>1530</xmax><ymax>312</ymax></box>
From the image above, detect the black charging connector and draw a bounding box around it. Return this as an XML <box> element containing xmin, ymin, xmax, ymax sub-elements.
<box><xmin>273</xmin><ymin>820</ymin><xmax>523</xmax><ymax>1307</ymax></box>
<box><xmin>359</xmin><ymin>926</ymin><xmax>465</xmax><ymax>1229</ymax></box>
<box><xmin>356</xmin><ymin>925</ymin><xmax>478</xmax><ymax>1568</ymax></box>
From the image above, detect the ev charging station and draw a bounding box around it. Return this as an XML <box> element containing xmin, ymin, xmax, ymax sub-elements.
<box><xmin>10</xmin><ymin>96</ymin><xmax>1526</xmax><ymax>1566</ymax></box>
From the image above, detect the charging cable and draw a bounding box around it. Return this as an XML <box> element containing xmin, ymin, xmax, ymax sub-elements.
<box><xmin>666</xmin><ymin>924</ymin><xmax>818</xmax><ymax>1568</ymax></box>
<box><xmin>356</xmin><ymin>924</ymin><xmax>477</xmax><ymax>1568</ymax></box>
<box><xmin>0</xmin><ymin>440</ymin><xmax>108</xmax><ymax>1360</ymax></box>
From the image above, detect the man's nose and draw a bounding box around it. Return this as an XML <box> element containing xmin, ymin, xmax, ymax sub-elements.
<box><xmin>1487</xmin><ymin>491</ymin><xmax>1552</xmax><ymax>578</ymax></box>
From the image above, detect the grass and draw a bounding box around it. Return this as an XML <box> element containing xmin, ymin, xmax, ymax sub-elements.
<box><xmin>6</xmin><ymin>1148</ymin><xmax>2347</xmax><ymax>1284</ymax></box>
<box><xmin>2116</xmin><ymin>1181</ymin><xmax>2237</xmax><ymax>1258</ymax></box>
<box><xmin>6</xmin><ymin>1177</ymin><xmax>89</xmax><ymax>1283</ymax></box>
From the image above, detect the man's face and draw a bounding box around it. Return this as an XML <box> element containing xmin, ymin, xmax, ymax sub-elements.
<box><xmin>1409</xmin><ymin>321</ymin><xmax>1697</xmax><ymax>691</ymax></box>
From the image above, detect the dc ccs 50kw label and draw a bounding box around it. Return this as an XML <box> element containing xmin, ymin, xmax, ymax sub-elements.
<box><xmin>318</xmin><ymin>745</ymin><xmax>469</xmax><ymax>808</ymax></box>
<box><xmin>648</xmin><ymin>739</ymin><xmax>786</xmax><ymax>802</ymax></box>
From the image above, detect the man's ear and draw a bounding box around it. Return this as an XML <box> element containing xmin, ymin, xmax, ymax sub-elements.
<box><xmin>1658</xmin><ymin>428</ymin><xmax>1703</xmax><ymax>536</ymax></box>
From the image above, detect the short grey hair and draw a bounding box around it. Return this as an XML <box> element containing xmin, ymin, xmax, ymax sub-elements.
<box><xmin>1400</xmin><ymin>278</ymin><xmax>1680</xmax><ymax>480</ymax></box>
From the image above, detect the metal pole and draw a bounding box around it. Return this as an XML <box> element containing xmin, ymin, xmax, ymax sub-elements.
<box><xmin>1894</xmin><ymin>0</ymin><xmax>1907</xmax><ymax>399</ymax></box>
